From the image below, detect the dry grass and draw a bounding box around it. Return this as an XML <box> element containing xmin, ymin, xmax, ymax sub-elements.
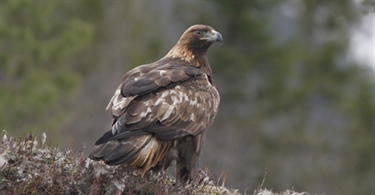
<box><xmin>0</xmin><ymin>132</ymin><xmax>241</xmax><ymax>195</ymax></box>
<box><xmin>0</xmin><ymin>132</ymin><xmax>308</xmax><ymax>195</ymax></box>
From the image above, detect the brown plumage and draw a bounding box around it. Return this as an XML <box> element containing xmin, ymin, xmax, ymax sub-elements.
<box><xmin>89</xmin><ymin>24</ymin><xmax>222</xmax><ymax>184</ymax></box>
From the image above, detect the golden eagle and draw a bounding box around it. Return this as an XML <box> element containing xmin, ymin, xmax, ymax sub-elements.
<box><xmin>89</xmin><ymin>24</ymin><xmax>222</xmax><ymax>184</ymax></box>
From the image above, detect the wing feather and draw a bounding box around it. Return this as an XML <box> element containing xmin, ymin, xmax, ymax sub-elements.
<box><xmin>94</xmin><ymin>62</ymin><xmax>219</xmax><ymax>148</ymax></box>
<box><xmin>123</xmin><ymin>74</ymin><xmax>219</xmax><ymax>139</ymax></box>
<box><xmin>90</xmin><ymin>135</ymin><xmax>152</xmax><ymax>165</ymax></box>
<box><xmin>121</xmin><ymin>63</ymin><xmax>198</xmax><ymax>97</ymax></box>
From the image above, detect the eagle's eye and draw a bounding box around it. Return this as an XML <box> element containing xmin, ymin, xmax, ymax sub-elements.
<box><xmin>195</xmin><ymin>30</ymin><xmax>203</xmax><ymax>35</ymax></box>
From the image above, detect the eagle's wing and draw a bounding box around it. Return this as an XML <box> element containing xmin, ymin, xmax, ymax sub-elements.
<box><xmin>121</xmin><ymin>63</ymin><xmax>202</xmax><ymax>97</ymax></box>
<box><xmin>95</xmin><ymin>62</ymin><xmax>219</xmax><ymax>145</ymax></box>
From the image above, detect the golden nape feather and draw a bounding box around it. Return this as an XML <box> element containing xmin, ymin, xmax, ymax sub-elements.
<box><xmin>89</xmin><ymin>24</ymin><xmax>222</xmax><ymax>184</ymax></box>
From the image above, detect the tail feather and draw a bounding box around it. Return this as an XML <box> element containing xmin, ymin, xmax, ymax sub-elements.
<box><xmin>127</xmin><ymin>137</ymin><xmax>171</xmax><ymax>176</ymax></box>
<box><xmin>89</xmin><ymin>135</ymin><xmax>173</xmax><ymax>176</ymax></box>
<box><xmin>89</xmin><ymin>135</ymin><xmax>152</xmax><ymax>165</ymax></box>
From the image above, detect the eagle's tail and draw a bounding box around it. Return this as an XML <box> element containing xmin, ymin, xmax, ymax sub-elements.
<box><xmin>89</xmin><ymin>135</ymin><xmax>171</xmax><ymax>176</ymax></box>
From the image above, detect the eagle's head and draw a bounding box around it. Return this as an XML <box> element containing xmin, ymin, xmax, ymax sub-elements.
<box><xmin>166</xmin><ymin>24</ymin><xmax>222</xmax><ymax>69</ymax></box>
<box><xmin>178</xmin><ymin>24</ymin><xmax>223</xmax><ymax>49</ymax></box>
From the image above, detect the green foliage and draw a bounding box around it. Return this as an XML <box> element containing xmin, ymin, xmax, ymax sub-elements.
<box><xmin>205</xmin><ymin>0</ymin><xmax>374</xmax><ymax>194</ymax></box>
<box><xmin>0</xmin><ymin>0</ymin><xmax>97</xmax><ymax>134</ymax></box>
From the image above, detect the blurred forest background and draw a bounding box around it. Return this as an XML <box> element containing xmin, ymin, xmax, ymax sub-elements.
<box><xmin>1</xmin><ymin>0</ymin><xmax>374</xmax><ymax>194</ymax></box>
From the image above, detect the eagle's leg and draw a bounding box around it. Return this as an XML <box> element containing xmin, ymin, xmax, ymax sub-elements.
<box><xmin>151</xmin><ymin>154</ymin><xmax>174</xmax><ymax>174</ymax></box>
<box><xmin>176</xmin><ymin>135</ymin><xmax>201</xmax><ymax>185</ymax></box>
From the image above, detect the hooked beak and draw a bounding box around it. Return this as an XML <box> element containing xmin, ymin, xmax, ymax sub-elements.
<box><xmin>202</xmin><ymin>30</ymin><xmax>223</xmax><ymax>44</ymax></box>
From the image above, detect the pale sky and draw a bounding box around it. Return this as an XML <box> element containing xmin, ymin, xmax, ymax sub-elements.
<box><xmin>349</xmin><ymin>9</ymin><xmax>375</xmax><ymax>71</ymax></box>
